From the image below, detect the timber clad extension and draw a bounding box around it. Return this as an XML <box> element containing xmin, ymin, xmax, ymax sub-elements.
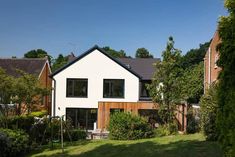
<box><xmin>50</xmin><ymin>45</ymin><xmax>187</xmax><ymax>131</ymax></box>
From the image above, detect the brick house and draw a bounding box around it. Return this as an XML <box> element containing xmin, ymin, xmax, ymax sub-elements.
<box><xmin>0</xmin><ymin>57</ymin><xmax>52</xmax><ymax>113</ymax></box>
<box><xmin>204</xmin><ymin>31</ymin><xmax>222</xmax><ymax>92</ymax></box>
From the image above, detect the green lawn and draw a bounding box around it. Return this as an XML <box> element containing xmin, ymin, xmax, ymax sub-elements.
<box><xmin>28</xmin><ymin>133</ymin><xmax>222</xmax><ymax>157</ymax></box>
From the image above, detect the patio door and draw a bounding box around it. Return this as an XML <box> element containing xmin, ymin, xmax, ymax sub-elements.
<box><xmin>66</xmin><ymin>108</ymin><xmax>97</xmax><ymax>130</ymax></box>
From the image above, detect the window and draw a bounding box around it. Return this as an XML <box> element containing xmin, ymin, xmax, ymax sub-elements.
<box><xmin>214</xmin><ymin>53</ymin><xmax>219</xmax><ymax>68</ymax></box>
<box><xmin>66</xmin><ymin>79</ymin><xmax>88</xmax><ymax>97</ymax></box>
<box><xmin>66</xmin><ymin>108</ymin><xmax>97</xmax><ymax>130</ymax></box>
<box><xmin>110</xmin><ymin>108</ymin><xmax>124</xmax><ymax>115</ymax></box>
<box><xmin>103</xmin><ymin>79</ymin><xmax>124</xmax><ymax>98</ymax></box>
<box><xmin>140</xmin><ymin>81</ymin><xmax>151</xmax><ymax>98</ymax></box>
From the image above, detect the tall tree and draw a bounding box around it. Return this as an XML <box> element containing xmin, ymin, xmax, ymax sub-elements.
<box><xmin>180</xmin><ymin>41</ymin><xmax>211</xmax><ymax>69</ymax></box>
<box><xmin>148</xmin><ymin>37</ymin><xmax>182</xmax><ymax>124</ymax></box>
<box><xmin>0</xmin><ymin>68</ymin><xmax>14</xmax><ymax>116</ymax></box>
<box><xmin>135</xmin><ymin>48</ymin><xmax>153</xmax><ymax>58</ymax></box>
<box><xmin>102</xmin><ymin>46</ymin><xmax>127</xmax><ymax>58</ymax></box>
<box><xmin>24</xmin><ymin>49</ymin><xmax>52</xmax><ymax>63</ymax></box>
<box><xmin>216</xmin><ymin>0</ymin><xmax>235</xmax><ymax>156</ymax></box>
<box><xmin>12</xmin><ymin>70</ymin><xmax>49</xmax><ymax>115</ymax></box>
<box><xmin>180</xmin><ymin>62</ymin><xmax>204</xmax><ymax>103</ymax></box>
<box><xmin>51</xmin><ymin>54</ymin><xmax>69</xmax><ymax>72</ymax></box>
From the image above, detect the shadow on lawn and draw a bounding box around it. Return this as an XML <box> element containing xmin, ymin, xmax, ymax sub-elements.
<box><xmin>52</xmin><ymin>139</ymin><xmax>222</xmax><ymax>157</ymax></box>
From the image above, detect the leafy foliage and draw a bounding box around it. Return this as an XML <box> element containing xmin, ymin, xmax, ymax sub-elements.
<box><xmin>0</xmin><ymin>68</ymin><xmax>49</xmax><ymax>115</ymax></box>
<box><xmin>0</xmin><ymin>68</ymin><xmax>14</xmax><ymax>107</ymax></box>
<box><xmin>186</xmin><ymin>107</ymin><xmax>200</xmax><ymax>134</ymax></box>
<box><xmin>200</xmin><ymin>84</ymin><xmax>218</xmax><ymax>141</ymax></box>
<box><xmin>102</xmin><ymin>46</ymin><xmax>127</xmax><ymax>58</ymax></box>
<box><xmin>0</xmin><ymin>115</ymin><xmax>35</xmax><ymax>133</ymax></box>
<box><xmin>11</xmin><ymin>70</ymin><xmax>50</xmax><ymax>115</ymax></box>
<box><xmin>148</xmin><ymin>37</ymin><xmax>182</xmax><ymax>124</ymax></box>
<box><xmin>216</xmin><ymin>0</ymin><xmax>235</xmax><ymax>156</ymax></box>
<box><xmin>24</xmin><ymin>49</ymin><xmax>52</xmax><ymax>63</ymax></box>
<box><xmin>0</xmin><ymin>128</ymin><xmax>30</xmax><ymax>157</ymax></box>
<box><xmin>180</xmin><ymin>41</ymin><xmax>210</xmax><ymax>69</ymax></box>
<box><xmin>180</xmin><ymin>62</ymin><xmax>204</xmax><ymax>103</ymax></box>
<box><xmin>155</xmin><ymin>123</ymin><xmax>178</xmax><ymax>137</ymax></box>
<box><xmin>135</xmin><ymin>48</ymin><xmax>153</xmax><ymax>58</ymax></box>
<box><xmin>108</xmin><ymin>112</ymin><xmax>154</xmax><ymax>140</ymax></box>
<box><xmin>51</xmin><ymin>54</ymin><xmax>69</xmax><ymax>72</ymax></box>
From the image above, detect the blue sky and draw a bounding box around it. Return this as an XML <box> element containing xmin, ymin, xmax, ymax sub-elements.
<box><xmin>0</xmin><ymin>0</ymin><xmax>227</xmax><ymax>58</ymax></box>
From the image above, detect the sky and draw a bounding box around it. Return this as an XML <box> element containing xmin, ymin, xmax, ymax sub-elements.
<box><xmin>0</xmin><ymin>0</ymin><xmax>227</xmax><ymax>58</ymax></box>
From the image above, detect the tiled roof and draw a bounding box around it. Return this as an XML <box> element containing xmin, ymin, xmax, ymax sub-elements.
<box><xmin>117</xmin><ymin>58</ymin><xmax>160</xmax><ymax>80</ymax></box>
<box><xmin>0</xmin><ymin>58</ymin><xmax>47</xmax><ymax>77</ymax></box>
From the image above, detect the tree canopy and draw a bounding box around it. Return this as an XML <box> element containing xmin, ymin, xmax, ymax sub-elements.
<box><xmin>216</xmin><ymin>0</ymin><xmax>235</xmax><ymax>156</ymax></box>
<box><xmin>148</xmin><ymin>37</ymin><xmax>182</xmax><ymax>124</ymax></box>
<box><xmin>102</xmin><ymin>46</ymin><xmax>127</xmax><ymax>58</ymax></box>
<box><xmin>135</xmin><ymin>48</ymin><xmax>153</xmax><ymax>58</ymax></box>
<box><xmin>24</xmin><ymin>49</ymin><xmax>52</xmax><ymax>63</ymax></box>
<box><xmin>51</xmin><ymin>54</ymin><xmax>69</xmax><ymax>72</ymax></box>
<box><xmin>180</xmin><ymin>41</ymin><xmax>210</xmax><ymax>69</ymax></box>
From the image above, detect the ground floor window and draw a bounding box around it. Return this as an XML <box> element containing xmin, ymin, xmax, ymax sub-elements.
<box><xmin>110</xmin><ymin>108</ymin><xmax>124</xmax><ymax>115</ymax></box>
<box><xmin>66</xmin><ymin>108</ymin><xmax>97</xmax><ymax>130</ymax></box>
<box><xmin>138</xmin><ymin>109</ymin><xmax>161</xmax><ymax>128</ymax></box>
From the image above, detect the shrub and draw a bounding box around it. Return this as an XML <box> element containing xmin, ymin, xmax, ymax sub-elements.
<box><xmin>108</xmin><ymin>112</ymin><xmax>154</xmax><ymax>140</ymax></box>
<box><xmin>30</xmin><ymin>110</ymin><xmax>47</xmax><ymax>117</ymax></box>
<box><xmin>155</xmin><ymin>122</ymin><xmax>178</xmax><ymax>137</ymax></box>
<box><xmin>200</xmin><ymin>84</ymin><xmax>218</xmax><ymax>141</ymax></box>
<box><xmin>0</xmin><ymin>128</ymin><xmax>30</xmax><ymax>157</ymax></box>
<box><xmin>0</xmin><ymin>132</ymin><xmax>10</xmax><ymax>156</ymax></box>
<box><xmin>64</xmin><ymin>129</ymin><xmax>87</xmax><ymax>141</ymax></box>
<box><xmin>0</xmin><ymin>115</ymin><xmax>35</xmax><ymax>133</ymax></box>
<box><xmin>186</xmin><ymin>107</ymin><xmax>200</xmax><ymax>134</ymax></box>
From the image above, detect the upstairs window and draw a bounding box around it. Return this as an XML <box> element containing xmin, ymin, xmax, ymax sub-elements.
<box><xmin>103</xmin><ymin>79</ymin><xmax>124</xmax><ymax>98</ymax></box>
<box><xmin>66</xmin><ymin>79</ymin><xmax>88</xmax><ymax>97</ymax></box>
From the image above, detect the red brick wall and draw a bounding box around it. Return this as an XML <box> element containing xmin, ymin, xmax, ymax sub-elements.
<box><xmin>204</xmin><ymin>31</ymin><xmax>221</xmax><ymax>91</ymax></box>
<box><xmin>39</xmin><ymin>62</ymin><xmax>52</xmax><ymax>114</ymax></box>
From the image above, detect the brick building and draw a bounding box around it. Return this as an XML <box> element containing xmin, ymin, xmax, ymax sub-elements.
<box><xmin>204</xmin><ymin>31</ymin><xmax>222</xmax><ymax>92</ymax></box>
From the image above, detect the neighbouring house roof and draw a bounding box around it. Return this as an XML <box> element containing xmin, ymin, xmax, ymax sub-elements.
<box><xmin>0</xmin><ymin>58</ymin><xmax>48</xmax><ymax>77</ymax></box>
<box><xmin>50</xmin><ymin>45</ymin><xmax>142</xmax><ymax>79</ymax></box>
<box><xmin>117</xmin><ymin>58</ymin><xmax>160</xmax><ymax>80</ymax></box>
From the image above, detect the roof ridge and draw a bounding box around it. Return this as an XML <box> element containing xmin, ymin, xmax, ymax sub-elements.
<box><xmin>0</xmin><ymin>58</ymin><xmax>47</xmax><ymax>60</ymax></box>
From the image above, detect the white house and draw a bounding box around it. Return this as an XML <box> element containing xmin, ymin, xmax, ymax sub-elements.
<box><xmin>50</xmin><ymin>45</ymin><xmax>169</xmax><ymax>130</ymax></box>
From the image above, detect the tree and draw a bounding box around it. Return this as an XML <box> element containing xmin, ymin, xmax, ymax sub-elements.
<box><xmin>180</xmin><ymin>62</ymin><xmax>204</xmax><ymax>103</ymax></box>
<box><xmin>24</xmin><ymin>49</ymin><xmax>52</xmax><ymax>63</ymax></box>
<box><xmin>180</xmin><ymin>41</ymin><xmax>211</xmax><ymax>69</ymax></box>
<box><xmin>200</xmin><ymin>83</ymin><xmax>218</xmax><ymax>141</ymax></box>
<box><xmin>51</xmin><ymin>54</ymin><xmax>69</xmax><ymax>72</ymax></box>
<box><xmin>102</xmin><ymin>46</ymin><xmax>127</xmax><ymax>58</ymax></box>
<box><xmin>148</xmin><ymin>37</ymin><xmax>182</xmax><ymax>124</ymax></box>
<box><xmin>12</xmin><ymin>70</ymin><xmax>49</xmax><ymax>115</ymax></box>
<box><xmin>216</xmin><ymin>0</ymin><xmax>235</xmax><ymax>156</ymax></box>
<box><xmin>135</xmin><ymin>48</ymin><xmax>153</xmax><ymax>58</ymax></box>
<box><xmin>0</xmin><ymin>68</ymin><xmax>14</xmax><ymax>116</ymax></box>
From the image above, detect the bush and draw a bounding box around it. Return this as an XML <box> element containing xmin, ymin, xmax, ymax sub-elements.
<box><xmin>0</xmin><ymin>115</ymin><xmax>35</xmax><ymax>133</ymax></box>
<box><xmin>64</xmin><ymin>129</ymin><xmax>87</xmax><ymax>141</ymax></box>
<box><xmin>200</xmin><ymin>84</ymin><xmax>218</xmax><ymax>141</ymax></box>
<box><xmin>186</xmin><ymin>107</ymin><xmax>200</xmax><ymax>134</ymax></box>
<box><xmin>108</xmin><ymin>112</ymin><xmax>154</xmax><ymax>140</ymax></box>
<box><xmin>30</xmin><ymin>110</ymin><xmax>47</xmax><ymax>117</ymax></box>
<box><xmin>0</xmin><ymin>128</ymin><xmax>30</xmax><ymax>157</ymax></box>
<box><xmin>155</xmin><ymin>122</ymin><xmax>178</xmax><ymax>137</ymax></box>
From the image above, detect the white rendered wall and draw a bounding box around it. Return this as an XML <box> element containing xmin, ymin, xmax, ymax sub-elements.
<box><xmin>52</xmin><ymin>49</ymin><xmax>140</xmax><ymax>116</ymax></box>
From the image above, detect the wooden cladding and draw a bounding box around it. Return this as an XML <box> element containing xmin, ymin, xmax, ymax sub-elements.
<box><xmin>98</xmin><ymin>101</ymin><xmax>157</xmax><ymax>130</ymax></box>
<box><xmin>97</xmin><ymin>101</ymin><xmax>187</xmax><ymax>132</ymax></box>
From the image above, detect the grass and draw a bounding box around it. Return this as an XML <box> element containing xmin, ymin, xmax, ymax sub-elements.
<box><xmin>28</xmin><ymin>133</ymin><xmax>222</xmax><ymax>157</ymax></box>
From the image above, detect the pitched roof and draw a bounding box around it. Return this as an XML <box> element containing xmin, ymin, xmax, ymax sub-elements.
<box><xmin>0</xmin><ymin>58</ymin><xmax>48</xmax><ymax>77</ymax></box>
<box><xmin>50</xmin><ymin>45</ymin><xmax>142</xmax><ymax>79</ymax></box>
<box><xmin>117</xmin><ymin>58</ymin><xmax>160</xmax><ymax>80</ymax></box>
